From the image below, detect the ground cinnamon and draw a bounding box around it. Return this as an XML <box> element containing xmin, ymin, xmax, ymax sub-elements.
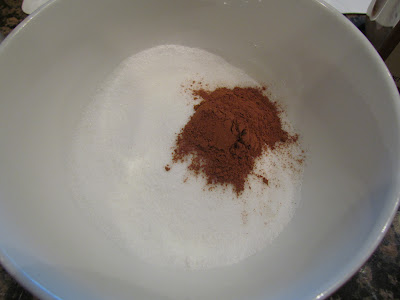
<box><xmin>170</xmin><ymin>85</ymin><xmax>294</xmax><ymax>195</ymax></box>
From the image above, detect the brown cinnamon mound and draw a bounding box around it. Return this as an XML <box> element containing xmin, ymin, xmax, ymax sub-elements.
<box><xmin>171</xmin><ymin>86</ymin><xmax>294</xmax><ymax>195</ymax></box>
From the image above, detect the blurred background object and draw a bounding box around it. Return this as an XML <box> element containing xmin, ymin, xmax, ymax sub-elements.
<box><xmin>366</xmin><ymin>0</ymin><xmax>400</xmax><ymax>50</ymax></box>
<box><xmin>324</xmin><ymin>0</ymin><xmax>372</xmax><ymax>13</ymax></box>
<box><xmin>365</xmin><ymin>0</ymin><xmax>400</xmax><ymax>90</ymax></box>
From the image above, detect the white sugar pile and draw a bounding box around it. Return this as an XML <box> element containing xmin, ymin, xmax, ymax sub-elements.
<box><xmin>69</xmin><ymin>45</ymin><xmax>304</xmax><ymax>270</ymax></box>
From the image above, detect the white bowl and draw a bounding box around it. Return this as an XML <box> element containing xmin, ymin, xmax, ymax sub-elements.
<box><xmin>0</xmin><ymin>0</ymin><xmax>399</xmax><ymax>299</ymax></box>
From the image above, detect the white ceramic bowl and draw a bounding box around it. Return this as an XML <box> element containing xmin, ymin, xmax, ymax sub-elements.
<box><xmin>0</xmin><ymin>0</ymin><xmax>399</xmax><ymax>299</ymax></box>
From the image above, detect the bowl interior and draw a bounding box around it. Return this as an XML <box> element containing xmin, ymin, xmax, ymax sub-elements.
<box><xmin>0</xmin><ymin>0</ymin><xmax>399</xmax><ymax>299</ymax></box>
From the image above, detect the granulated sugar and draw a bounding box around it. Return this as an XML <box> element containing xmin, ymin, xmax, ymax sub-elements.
<box><xmin>69</xmin><ymin>45</ymin><xmax>304</xmax><ymax>270</ymax></box>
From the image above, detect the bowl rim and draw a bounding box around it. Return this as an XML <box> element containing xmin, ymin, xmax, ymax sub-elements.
<box><xmin>308</xmin><ymin>2</ymin><xmax>400</xmax><ymax>297</ymax></box>
<box><xmin>0</xmin><ymin>0</ymin><xmax>399</xmax><ymax>299</ymax></box>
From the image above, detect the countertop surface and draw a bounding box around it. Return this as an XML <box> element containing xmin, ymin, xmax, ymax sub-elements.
<box><xmin>1</xmin><ymin>0</ymin><xmax>400</xmax><ymax>299</ymax></box>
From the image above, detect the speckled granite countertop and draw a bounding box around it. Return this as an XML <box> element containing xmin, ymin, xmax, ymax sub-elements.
<box><xmin>0</xmin><ymin>1</ymin><xmax>399</xmax><ymax>299</ymax></box>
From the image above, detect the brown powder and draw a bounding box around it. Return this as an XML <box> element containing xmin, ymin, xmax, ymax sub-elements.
<box><xmin>170</xmin><ymin>86</ymin><xmax>296</xmax><ymax>195</ymax></box>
